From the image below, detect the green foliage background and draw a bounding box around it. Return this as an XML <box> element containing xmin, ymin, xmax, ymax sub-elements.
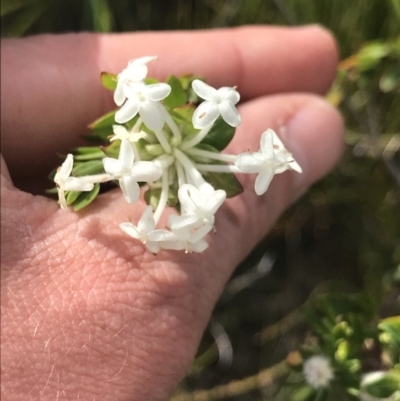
<box><xmin>2</xmin><ymin>0</ymin><xmax>399</xmax><ymax>400</ymax></box>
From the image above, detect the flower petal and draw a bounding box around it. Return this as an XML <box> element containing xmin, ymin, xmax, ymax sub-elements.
<box><xmin>144</xmin><ymin>83</ymin><xmax>171</xmax><ymax>101</ymax></box>
<box><xmin>192</xmin><ymin>79</ymin><xmax>217</xmax><ymax>101</ymax></box>
<box><xmin>103</xmin><ymin>157</ymin><xmax>122</xmax><ymax>176</ymax></box>
<box><xmin>192</xmin><ymin>101</ymin><xmax>220</xmax><ymax>129</ymax></box>
<box><xmin>190</xmin><ymin>240</ymin><xmax>209</xmax><ymax>253</ymax></box>
<box><xmin>130</xmin><ymin>161</ymin><xmax>163</xmax><ymax>182</ymax></box>
<box><xmin>56</xmin><ymin>154</ymin><xmax>74</xmax><ymax>182</ymax></box>
<box><xmin>177</xmin><ymin>184</ymin><xmax>197</xmax><ymax>214</ymax></box>
<box><xmin>139</xmin><ymin>101</ymin><xmax>165</xmax><ymax>131</ymax></box>
<box><xmin>115</xmin><ymin>98</ymin><xmax>140</xmax><ymax>124</ymax></box>
<box><xmin>289</xmin><ymin>160</ymin><xmax>302</xmax><ymax>173</ymax></box>
<box><xmin>64</xmin><ymin>177</ymin><xmax>94</xmax><ymax>192</ymax></box>
<box><xmin>218</xmin><ymin>87</ymin><xmax>240</xmax><ymax>104</ymax></box>
<box><xmin>114</xmin><ymin>80</ymin><xmax>127</xmax><ymax>106</ymax></box>
<box><xmin>148</xmin><ymin>229</ymin><xmax>177</xmax><ymax>242</ymax></box>
<box><xmin>189</xmin><ymin>224</ymin><xmax>213</xmax><ymax>243</ymax></box>
<box><xmin>119</xmin><ymin>139</ymin><xmax>135</xmax><ymax>168</ymax></box>
<box><xmin>254</xmin><ymin>168</ymin><xmax>275</xmax><ymax>195</ymax></box>
<box><xmin>120</xmin><ymin>175</ymin><xmax>140</xmax><ymax>204</ymax></box>
<box><xmin>206</xmin><ymin>189</ymin><xmax>226</xmax><ymax>215</ymax></box>
<box><xmin>120</xmin><ymin>222</ymin><xmax>141</xmax><ymax>239</ymax></box>
<box><xmin>235</xmin><ymin>153</ymin><xmax>263</xmax><ymax>173</ymax></box>
<box><xmin>137</xmin><ymin>205</ymin><xmax>156</xmax><ymax>233</ymax></box>
<box><xmin>168</xmin><ymin>214</ymin><xmax>200</xmax><ymax>237</ymax></box>
<box><xmin>145</xmin><ymin>241</ymin><xmax>161</xmax><ymax>254</ymax></box>
<box><xmin>260</xmin><ymin>130</ymin><xmax>274</xmax><ymax>159</ymax></box>
<box><xmin>219</xmin><ymin>101</ymin><xmax>241</xmax><ymax>127</ymax></box>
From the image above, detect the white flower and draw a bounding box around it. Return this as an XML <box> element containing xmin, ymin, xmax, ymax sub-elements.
<box><xmin>149</xmin><ymin>215</ymin><xmax>212</xmax><ymax>253</ymax></box>
<box><xmin>191</xmin><ymin>79</ymin><xmax>241</xmax><ymax>129</ymax></box>
<box><xmin>115</xmin><ymin>81</ymin><xmax>171</xmax><ymax>131</ymax></box>
<box><xmin>178</xmin><ymin>183</ymin><xmax>226</xmax><ymax>226</ymax></box>
<box><xmin>54</xmin><ymin>154</ymin><xmax>94</xmax><ymax>209</ymax></box>
<box><xmin>114</xmin><ymin>56</ymin><xmax>157</xmax><ymax>107</ymax></box>
<box><xmin>120</xmin><ymin>206</ymin><xmax>161</xmax><ymax>254</ymax></box>
<box><xmin>103</xmin><ymin>139</ymin><xmax>163</xmax><ymax>204</ymax></box>
<box><xmin>235</xmin><ymin>129</ymin><xmax>302</xmax><ymax>195</ymax></box>
<box><xmin>109</xmin><ymin>125</ymin><xmax>147</xmax><ymax>143</ymax></box>
<box><xmin>303</xmin><ymin>355</ymin><xmax>334</xmax><ymax>389</ymax></box>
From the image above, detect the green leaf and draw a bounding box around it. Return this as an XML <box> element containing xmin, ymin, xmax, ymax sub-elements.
<box><xmin>358</xmin><ymin>42</ymin><xmax>390</xmax><ymax>72</ymax></box>
<box><xmin>171</xmin><ymin>104</ymin><xmax>197</xmax><ymax>135</ymax></box>
<box><xmin>179</xmin><ymin>75</ymin><xmax>204</xmax><ymax>103</ymax></box>
<box><xmin>0</xmin><ymin>0</ymin><xmax>37</xmax><ymax>17</ymax></box>
<box><xmin>202</xmin><ymin>170</ymin><xmax>243</xmax><ymax>198</ymax></box>
<box><xmin>87</xmin><ymin>109</ymin><xmax>117</xmax><ymax>142</ymax></box>
<box><xmin>200</xmin><ymin>117</ymin><xmax>236</xmax><ymax>151</ymax></box>
<box><xmin>335</xmin><ymin>340</ymin><xmax>349</xmax><ymax>362</ymax></box>
<box><xmin>100</xmin><ymin>72</ymin><xmax>117</xmax><ymax>91</ymax></box>
<box><xmin>2</xmin><ymin>0</ymin><xmax>51</xmax><ymax>37</ymax></box>
<box><xmin>66</xmin><ymin>190</ymin><xmax>81</xmax><ymax>206</ymax></box>
<box><xmin>292</xmin><ymin>385</ymin><xmax>314</xmax><ymax>401</ymax></box>
<box><xmin>379</xmin><ymin>316</ymin><xmax>400</xmax><ymax>347</ymax></box>
<box><xmin>88</xmin><ymin>0</ymin><xmax>113</xmax><ymax>32</ymax></box>
<box><xmin>363</xmin><ymin>372</ymin><xmax>400</xmax><ymax>399</ymax></box>
<box><xmin>72</xmin><ymin>160</ymin><xmax>104</xmax><ymax>177</ymax></box>
<box><xmin>164</xmin><ymin>75</ymin><xmax>187</xmax><ymax>109</ymax></box>
<box><xmin>73</xmin><ymin>184</ymin><xmax>100</xmax><ymax>211</ymax></box>
<box><xmin>380</xmin><ymin>65</ymin><xmax>400</xmax><ymax>93</ymax></box>
<box><xmin>72</xmin><ymin>147</ymin><xmax>105</xmax><ymax>161</ymax></box>
<box><xmin>101</xmin><ymin>141</ymin><xmax>121</xmax><ymax>158</ymax></box>
<box><xmin>144</xmin><ymin>187</ymin><xmax>178</xmax><ymax>209</ymax></box>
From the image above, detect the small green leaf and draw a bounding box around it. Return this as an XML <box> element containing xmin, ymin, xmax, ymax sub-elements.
<box><xmin>202</xmin><ymin>170</ymin><xmax>243</xmax><ymax>198</ymax></box>
<box><xmin>66</xmin><ymin>190</ymin><xmax>81</xmax><ymax>205</ymax></box>
<box><xmin>86</xmin><ymin>109</ymin><xmax>118</xmax><ymax>142</ymax></box>
<box><xmin>379</xmin><ymin>316</ymin><xmax>400</xmax><ymax>347</ymax></box>
<box><xmin>200</xmin><ymin>117</ymin><xmax>236</xmax><ymax>151</ymax></box>
<box><xmin>164</xmin><ymin>75</ymin><xmax>187</xmax><ymax>109</ymax></box>
<box><xmin>363</xmin><ymin>372</ymin><xmax>400</xmax><ymax>399</ymax></box>
<box><xmin>179</xmin><ymin>75</ymin><xmax>204</xmax><ymax>103</ymax></box>
<box><xmin>358</xmin><ymin>42</ymin><xmax>390</xmax><ymax>72</ymax></box>
<box><xmin>380</xmin><ymin>66</ymin><xmax>400</xmax><ymax>93</ymax></box>
<box><xmin>292</xmin><ymin>385</ymin><xmax>314</xmax><ymax>401</ymax></box>
<box><xmin>144</xmin><ymin>187</ymin><xmax>178</xmax><ymax>209</ymax></box>
<box><xmin>101</xmin><ymin>141</ymin><xmax>120</xmax><ymax>158</ymax></box>
<box><xmin>101</xmin><ymin>72</ymin><xmax>117</xmax><ymax>90</ymax></box>
<box><xmin>335</xmin><ymin>340</ymin><xmax>349</xmax><ymax>362</ymax></box>
<box><xmin>73</xmin><ymin>184</ymin><xmax>100</xmax><ymax>211</ymax></box>
<box><xmin>72</xmin><ymin>147</ymin><xmax>105</xmax><ymax>161</ymax></box>
<box><xmin>72</xmin><ymin>160</ymin><xmax>104</xmax><ymax>177</ymax></box>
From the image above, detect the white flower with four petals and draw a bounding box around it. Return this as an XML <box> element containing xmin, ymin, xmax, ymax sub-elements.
<box><xmin>54</xmin><ymin>154</ymin><xmax>94</xmax><ymax>209</ymax></box>
<box><xmin>178</xmin><ymin>183</ymin><xmax>226</xmax><ymax>226</ymax></box>
<box><xmin>120</xmin><ymin>206</ymin><xmax>161</xmax><ymax>254</ymax></box>
<box><xmin>103</xmin><ymin>139</ymin><xmax>163</xmax><ymax>204</ymax></box>
<box><xmin>114</xmin><ymin>56</ymin><xmax>157</xmax><ymax>106</ymax></box>
<box><xmin>235</xmin><ymin>129</ymin><xmax>302</xmax><ymax>195</ymax></box>
<box><xmin>115</xmin><ymin>81</ymin><xmax>171</xmax><ymax>130</ymax></box>
<box><xmin>191</xmin><ymin>79</ymin><xmax>241</xmax><ymax>129</ymax></box>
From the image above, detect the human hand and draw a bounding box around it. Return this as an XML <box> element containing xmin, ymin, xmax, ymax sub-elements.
<box><xmin>1</xmin><ymin>26</ymin><xmax>343</xmax><ymax>401</ymax></box>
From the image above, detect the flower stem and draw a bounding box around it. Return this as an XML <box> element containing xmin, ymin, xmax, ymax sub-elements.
<box><xmin>153</xmin><ymin>171</ymin><xmax>169</xmax><ymax>224</ymax></box>
<box><xmin>161</xmin><ymin>105</ymin><xmax>182</xmax><ymax>141</ymax></box>
<box><xmin>195</xmin><ymin>164</ymin><xmax>242</xmax><ymax>173</ymax></box>
<box><xmin>173</xmin><ymin>148</ymin><xmax>207</xmax><ymax>188</ymax></box>
<box><xmin>180</xmin><ymin>124</ymin><xmax>213</xmax><ymax>150</ymax></box>
<box><xmin>185</xmin><ymin>147</ymin><xmax>237</xmax><ymax>163</ymax></box>
<box><xmin>175</xmin><ymin>160</ymin><xmax>187</xmax><ymax>187</ymax></box>
<box><xmin>153</xmin><ymin>129</ymin><xmax>172</xmax><ymax>153</ymax></box>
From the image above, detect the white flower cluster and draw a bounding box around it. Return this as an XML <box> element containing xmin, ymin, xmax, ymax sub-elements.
<box><xmin>54</xmin><ymin>56</ymin><xmax>302</xmax><ymax>254</ymax></box>
<box><xmin>303</xmin><ymin>355</ymin><xmax>334</xmax><ymax>389</ymax></box>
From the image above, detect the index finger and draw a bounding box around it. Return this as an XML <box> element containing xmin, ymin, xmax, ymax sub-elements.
<box><xmin>1</xmin><ymin>25</ymin><xmax>338</xmax><ymax>184</ymax></box>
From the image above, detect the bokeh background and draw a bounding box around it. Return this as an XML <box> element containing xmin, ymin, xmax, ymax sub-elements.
<box><xmin>2</xmin><ymin>1</ymin><xmax>399</xmax><ymax>400</ymax></box>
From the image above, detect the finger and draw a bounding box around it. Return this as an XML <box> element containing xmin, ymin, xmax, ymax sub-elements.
<box><xmin>1</xmin><ymin>26</ymin><xmax>338</xmax><ymax>183</ymax></box>
<box><xmin>1</xmin><ymin>94</ymin><xmax>343</xmax><ymax>400</ymax></box>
